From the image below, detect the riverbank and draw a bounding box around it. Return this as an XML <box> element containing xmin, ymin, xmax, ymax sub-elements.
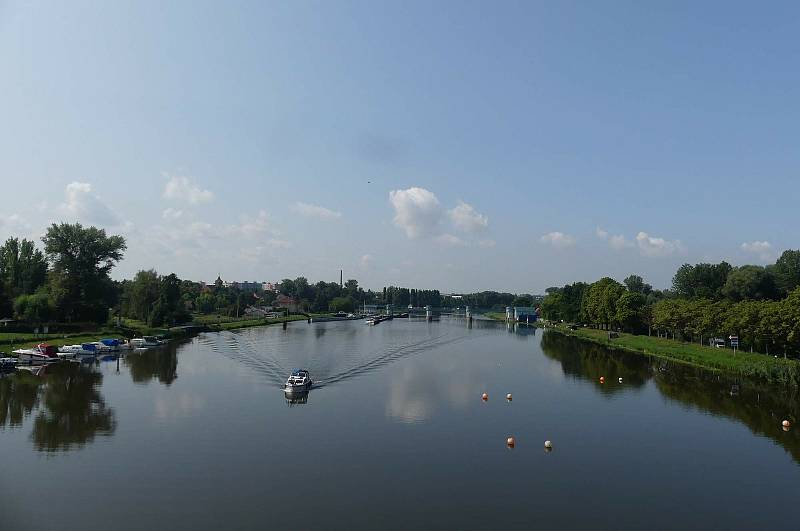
<box><xmin>545</xmin><ymin>324</ymin><xmax>800</xmax><ymax>388</ymax></box>
<box><xmin>1</xmin><ymin>314</ymin><xmax>310</xmax><ymax>351</ymax></box>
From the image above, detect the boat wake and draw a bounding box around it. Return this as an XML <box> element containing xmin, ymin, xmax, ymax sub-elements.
<box><xmin>199</xmin><ymin>325</ymin><xmax>487</xmax><ymax>390</ymax></box>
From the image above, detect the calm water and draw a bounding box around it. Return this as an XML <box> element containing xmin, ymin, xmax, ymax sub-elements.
<box><xmin>1</xmin><ymin>318</ymin><xmax>799</xmax><ymax>531</ymax></box>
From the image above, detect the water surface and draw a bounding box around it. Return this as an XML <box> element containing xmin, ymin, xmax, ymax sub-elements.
<box><xmin>1</xmin><ymin>319</ymin><xmax>798</xmax><ymax>530</ymax></box>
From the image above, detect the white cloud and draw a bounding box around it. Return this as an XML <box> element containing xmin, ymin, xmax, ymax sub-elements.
<box><xmin>596</xmin><ymin>226</ymin><xmax>633</xmax><ymax>250</ymax></box>
<box><xmin>447</xmin><ymin>201</ymin><xmax>488</xmax><ymax>233</ymax></box>
<box><xmin>292</xmin><ymin>202</ymin><xmax>342</xmax><ymax>220</ymax></box>
<box><xmin>59</xmin><ymin>182</ymin><xmax>124</xmax><ymax>227</ymax></box>
<box><xmin>478</xmin><ymin>239</ymin><xmax>496</xmax><ymax>248</ymax></box>
<box><xmin>162</xmin><ymin>208</ymin><xmax>183</xmax><ymax>220</ymax></box>
<box><xmin>389</xmin><ymin>187</ymin><xmax>442</xmax><ymax>239</ymax></box>
<box><xmin>163</xmin><ymin>174</ymin><xmax>214</xmax><ymax>204</ymax></box>
<box><xmin>741</xmin><ymin>240</ymin><xmax>773</xmax><ymax>262</ymax></box>
<box><xmin>609</xmin><ymin>234</ymin><xmax>633</xmax><ymax>250</ymax></box>
<box><xmin>540</xmin><ymin>231</ymin><xmax>575</xmax><ymax>248</ymax></box>
<box><xmin>230</xmin><ymin>210</ymin><xmax>271</xmax><ymax>237</ymax></box>
<box><xmin>435</xmin><ymin>233</ymin><xmax>467</xmax><ymax>247</ymax></box>
<box><xmin>636</xmin><ymin>231</ymin><xmax>684</xmax><ymax>257</ymax></box>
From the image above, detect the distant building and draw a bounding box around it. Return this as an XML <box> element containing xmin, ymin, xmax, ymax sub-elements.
<box><xmin>236</xmin><ymin>281</ymin><xmax>262</xmax><ymax>292</ymax></box>
<box><xmin>275</xmin><ymin>294</ymin><xmax>300</xmax><ymax>312</ymax></box>
<box><xmin>262</xmin><ymin>282</ymin><xmax>278</xmax><ymax>292</ymax></box>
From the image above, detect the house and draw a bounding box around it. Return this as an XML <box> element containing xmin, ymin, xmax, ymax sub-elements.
<box><xmin>274</xmin><ymin>294</ymin><xmax>300</xmax><ymax>313</ymax></box>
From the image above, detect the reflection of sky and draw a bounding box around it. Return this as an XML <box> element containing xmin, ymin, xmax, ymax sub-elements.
<box><xmin>386</xmin><ymin>349</ymin><xmax>482</xmax><ymax>423</ymax></box>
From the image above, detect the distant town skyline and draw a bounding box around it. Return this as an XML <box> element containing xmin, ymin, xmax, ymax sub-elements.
<box><xmin>2</xmin><ymin>1</ymin><xmax>798</xmax><ymax>293</ymax></box>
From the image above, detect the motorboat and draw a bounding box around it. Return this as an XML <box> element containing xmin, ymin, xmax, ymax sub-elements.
<box><xmin>284</xmin><ymin>369</ymin><xmax>312</xmax><ymax>394</ymax></box>
<box><xmin>130</xmin><ymin>336</ymin><xmax>164</xmax><ymax>348</ymax></box>
<box><xmin>13</xmin><ymin>343</ymin><xmax>60</xmax><ymax>364</ymax></box>
<box><xmin>99</xmin><ymin>338</ymin><xmax>123</xmax><ymax>351</ymax></box>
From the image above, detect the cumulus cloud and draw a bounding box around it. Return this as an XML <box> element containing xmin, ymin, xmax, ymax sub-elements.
<box><xmin>540</xmin><ymin>231</ymin><xmax>575</xmax><ymax>248</ymax></box>
<box><xmin>447</xmin><ymin>201</ymin><xmax>488</xmax><ymax>233</ymax></box>
<box><xmin>389</xmin><ymin>187</ymin><xmax>442</xmax><ymax>239</ymax></box>
<box><xmin>59</xmin><ymin>182</ymin><xmax>124</xmax><ymax>227</ymax></box>
<box><xmin>636</xmin><ymin>232</ymin><xmax>684</xmax><ymax>257</ymax></box>
<box><xmin>596</xmin><ymin>226</ymin><xmax>633</xmax><ymax>249</ymax></box>
<box><xmin>292</xmin><ymin>202</ymin><xmax>342</xmax><ymax>220</ymax></box>
<box><xmin>163</xmin><ymin>174</ymin><xmax>214</xmax><ymax>204</ymax></box>
<box><xmin>741</xmin><ymin>240</ymin><xmax>773</xmax><ymax>262</ymax></box>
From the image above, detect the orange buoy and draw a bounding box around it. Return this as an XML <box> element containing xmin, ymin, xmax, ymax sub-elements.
<box><xmin>506</xmin><ymin>393</ymin><xmax>513</xmax><ymax>401</ymax></box>
<box><xmin>481</xmin><ymin>392</ymin><xmax>488</xmax><ymax>401</ymax></box>
<box><xmin>599</xmin><ymin>376</ymin><xmax>605</xmax><ymax>384</ymax></box>
<box><xmin>506</xmin><ymin>436</ymin><xmax>516</xmax><ymax>448</ymax></box>
<box><xmin>782</xmin><ymin>420</ymin><xmax>791</xmax><ymax>428</ymax></box>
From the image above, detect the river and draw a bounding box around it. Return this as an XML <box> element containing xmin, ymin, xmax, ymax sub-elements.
<box><xmin>1</xmin><ymin>318</ymin><xmax>798</xmax><ymax>530</ymax></box>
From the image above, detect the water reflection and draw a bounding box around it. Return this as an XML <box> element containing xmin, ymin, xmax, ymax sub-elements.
<box><xmin>30</xmin><ymin>363</ymin><xmax>116</xmax><ymax>452</ymax></box>
<box><xmin>125</xmin><ymin>344</ymin><xmax>179</xmax><ymax>386</ymax></box>
<box><xmin>285</xmin><ymin>390</ymin><xmax>310</xmax><ymax>406</ymax></box>
<box><xmin>0</xmin><ymin>372</ymin><xmax>42</xmax><ymax>428</ymax></box>
<box><xmin>540</xmin><ymin>331</ymin><xmax>800</xmax><ymax>462</ymax></box>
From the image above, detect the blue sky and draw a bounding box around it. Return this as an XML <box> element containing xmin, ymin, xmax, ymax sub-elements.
<box><xmin>1</xmin><ymin>0</ymin><xmax>798</xmax><ymax>293</ymax></box>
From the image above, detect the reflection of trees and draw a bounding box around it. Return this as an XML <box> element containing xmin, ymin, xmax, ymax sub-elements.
<box><xmin>125</xmin><ymin>344</ymin><xmax>178</xmax><ymax>386</ymax></box>
<box><xmin>541</xmin><ymin>331</ymin><xmax>650</xmax><ymax>391</ymax></box>
<box><xmin>540</xmin><ymin>330</ymin><xmax>800</xmax><ymax>463</ymax></box>
<box><xmin>0</xmin><ymin>373</ymin><xmax>42</xmax><ymax>428</ymax></box>
<box><xmin>31</xmin><ymin>363</ymin><xmax>116</xmax><ymax>452</ymax></box>
<box><xmin>654</xmin><ymin>371</ymin><xmax>800</xmax><ymax>463</ymax></box>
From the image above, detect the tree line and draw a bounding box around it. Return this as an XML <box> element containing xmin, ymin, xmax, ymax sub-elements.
<box><xmin>540</xmin><ymin>251</ymin><xmax>800</xmax><ymax>357</ymax></box>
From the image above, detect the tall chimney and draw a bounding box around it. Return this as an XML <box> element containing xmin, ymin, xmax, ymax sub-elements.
<box><xmin>340</xmin><ymin>269</ymin><xmax>343</xmax><ymax>288</ymax></box>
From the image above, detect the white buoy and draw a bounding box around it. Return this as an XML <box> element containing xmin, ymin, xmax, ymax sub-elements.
<box><xmin>481</xmin><ymin>392</ymin><xmax>488</xmax><ymax>401</ymax></box>
<box><xmin>507</xmin><ymin>436</ymin><xmax>516</xmax><ymax>448</ymax></box>
<box><xmin>782</xmin><ymin>420</ymin><xmax>791</xmax><ymax>428</ymax></box>
<box><xmin>618</xmin><ymin>377</ymin><xmax>623</xmax><ymax>383</ymax></box>
<box><xmin>506</xmin><ymin>393</ymin><xmax>513</xmax><ymax>401</ymax></box>
<box><xmin>544</xmin><ymin>440</ymin><xmax>552</xmax><ymax>449</ymax></box>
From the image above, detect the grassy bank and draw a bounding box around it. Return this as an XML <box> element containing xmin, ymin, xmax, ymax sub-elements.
<box><xmin>483</xmin><ymin>312</ymin><xmax>507</xmax><ymax>321</ymax></box>
<box><xmin>207</xmin><ymin>314</ymin><xmax>308</xmax><ymax>331</ymax></box>
<box><xmin>546</xmin><ymin>324</ymin><xmax>800</xmax><ymax>388</ymax></box>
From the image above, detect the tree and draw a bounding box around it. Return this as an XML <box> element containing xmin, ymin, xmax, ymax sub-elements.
<box><xmin>128</xmin><ymin>270</ymin><xmax>160</xmax><ymax>322</ymax></box>
<box><xmin>623</xmin><ymin>275</ymin><xmax>652</xmax><ymax>295</ymax></box>
<box><xmin>774</xmin><ymin>250</ymin><xmax>800</xmax><ymax>294</ymax></box>
<box><xmin>0</xmin><ymin>238</ymin><xmax>48</xmax><ymax>298</ymax></box>
<box><xmin>584</xmin><ymin>278</ymin><xmax>624</xmax><ymax>329</ymax></box>
<box><xmin>721</xmin><ymin>265</ymin><xmax>779</xmax><ymax>302</ymax></box>
<box><xmin>329</xmin><ymin>296</ymin><xmax>355</xmax><ymax>313</ymax></box>
<box><xmin>42</xmin><ymin>223</ymin><xmax>126</xmax><ymax>323</ymax></box>
<box><xmin>13</xmin><ymin>293</ymin><xmax>54</xmax><ymax>324</ymax></box>
<box><xmin>672</xmin><ymin>262</ymin><xmax>732</xmax><ymax>299</ymax></box>
<box><xmin>615</xmin><ymin>291</ymin><xmax>646</xmax><ymax>333</ymax></box>
<box><xmin>196</xmin><ymin>293</ymin><xmax>216</xmax><ymax>314</ymax></box>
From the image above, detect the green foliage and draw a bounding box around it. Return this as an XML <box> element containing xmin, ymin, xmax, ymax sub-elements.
<box><xmin>0</xmin><ymin>238</ymin><xmax>48</xmax><ymax>298</ymax></box>
<box><xmin>42</xmin><ymin>223</ymin><xmax>126</xmax><ymax>323</ymax></box>
<box><xmin>774</xmin><ymin>249</ymin><xmax>800</xmax><ymax>294</ymax></box>
<box><xmin>721</xmin><ymin>265</ymin><xmax>779</xmax><ymax>302</ymax></box>
<box><xmin>329</xmin><ymin>296</ymin><xmax>356</xmax><ymax>312</ymax></box>
<box><xmin>672</xmin><ymin>261</ymin><xmax>732</xmax><ymax>299</ymax></box>
<box><xmin>13</xmin><ymin>292</ymin><xmax>54</xmax><ymax>323</ymax></box>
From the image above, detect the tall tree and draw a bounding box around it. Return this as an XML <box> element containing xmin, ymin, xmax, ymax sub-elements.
<box><xmin>721</xmin><ymin>265</ymin><xmax>779</xmax><ymax>301</ymax></box>
<box><xmin>623</xmin><ymin>275</ymin><xmax>652</xmax><ymax>295</ymax></box>
<box><xmin>42</xmin><ymin>223</ymin><xmax>126</xmax><ymax>323</ymax></box>
<box><xmin>774</xmin><ymin>250</ymin><xmax>800</xmax><ymax>294</ymax></box>
<box><xmin>0</xmin><ymin>238</ymin><xmax>48</xmax><ymax>298</ymax></box>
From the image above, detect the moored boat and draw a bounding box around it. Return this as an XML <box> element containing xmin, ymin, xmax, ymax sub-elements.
<box><xmin>13</xmin><ymin>343</ymin><xmax>60</xmax><ymax>364</ymax></box>
<box><xmin>130</xmin><ymin>336</ymin><xmax>165</xmax><ymax>348</ymax></box>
